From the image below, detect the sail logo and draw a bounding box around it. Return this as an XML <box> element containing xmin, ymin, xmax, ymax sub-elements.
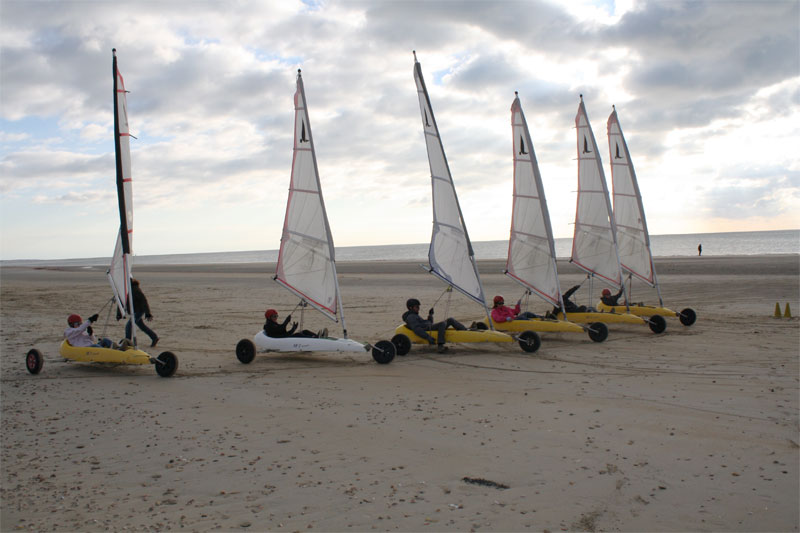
<box><xmin>519</xmin><ymin>135</ymin><xmax>528</xmax><ymax>155</ymax></box>
<box><xmin>615</xmin><ymin>143</ymin><xmax>623</xmax><ymax>159</ymax></box>
<box><xmin>583</xmin><ymin>136</ymin><xmax>591</xmax><ymax>154</ymax></box>
<box><xmin>300</xmin><ymin>120</ymin><xmax>309</xmax><ymax>143</ymax></box>
<box><xmin>424</xmin><ymin>109</ymin><xmax>431</xmax><ymax>128</ymax></box>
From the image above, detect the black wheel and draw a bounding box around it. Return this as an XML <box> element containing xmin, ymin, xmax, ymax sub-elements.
<box><xmin>154</xmin><ymin>351</ymin><xmax>178</xmax><ymax>377</ymax></box>
<box><xmin>517</xmin><ymin>331</ymin><xmax>541</xmax><ymax>353</ymax></box>
<box><xmin>679</xmin><ymin>308</ymin><xmax>697</xmax><ymax>326</ymax></box>
<box><xmin>236</xmin><ymin>339</ymin><xmax>256</xmax><ymax>364</ymax></box>
<box><xmin>648</xmin><ymin>315</ymin><xmax>667</xmax><ymax>334</ymax></box>
<box><xmin>371</xmin><ymin>340</ymin><xmax>396</xmax><ymax>364</ymax></box>
<box><xmin>391</xmin><ymin>334</ymin><xmax>411</xmax><ymax>356</ymax></box>
<box><xmin>25</xmin><ymin>349</ymin><xmax>43</xmax><ymax>375</ymax></box>
<box><xmin>587</xmin><ymin>322</ymin><xmax>608</xmax><ymax>342</ymax></box>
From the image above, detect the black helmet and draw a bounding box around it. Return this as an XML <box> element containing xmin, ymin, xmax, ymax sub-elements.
<box><xmin>406</xmin><ymin>298</ymin><xmax>421</xmax><ymax>308</ymax></box>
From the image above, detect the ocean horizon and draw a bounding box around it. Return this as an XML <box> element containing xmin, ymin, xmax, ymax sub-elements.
<box><xmin>2</xmin><ymin>229</ymin><xmax>797</xmax><ymax>268</ymax></box>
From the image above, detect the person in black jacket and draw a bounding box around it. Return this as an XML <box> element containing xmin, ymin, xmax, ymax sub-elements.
<box><xmin>118</xmin><ymin>279</ymin><xmax>160</xmax><ymax>347</ymax></box>
<box><xmin>600</xmin><ymin>287</ymin><xmax>625</xmax><ymax>306</ymax></box>
<box><xmin>553</xmin><ymin>284</ymin><xmax>589</xmax><ymax>315</ymax></box>
<box><xmin>402</xmin><ymin>298</ymin><xmax>466</xmax><ymax>353</ymax></box>
<box><xmin>263</xmin><ymin>309</ymin><xmax>325</xmax><ymax>338</ymax></box>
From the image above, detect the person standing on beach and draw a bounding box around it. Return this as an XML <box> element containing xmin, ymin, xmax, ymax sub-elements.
<box><xmin>402</xmin><ymin>298</ymin><xmax>467</xmax><ymax>353</ymax></box>
<box><xmin>698</xmin><ymin>243</ymin><xmax>702</xmax><ymax>256</ymax></box>
<box><xmin>118</xmin><ymin>279</ymin><xmax>159</xmax><ymax>347</ymax></box>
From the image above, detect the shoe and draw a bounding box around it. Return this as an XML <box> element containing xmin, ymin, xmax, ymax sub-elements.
<box><xmin>151</xmin><ymin>337</ymin><xmax>159</xmax><ymax>348</ymax></box>
<box><xmin>437</xmin><ymin>345</ymin><xmax>448</xmax><ymax>353</ymax></box>
<box><xmin>318</xmin><ymin>328</ymin><xmax>328</xmax><ymax>338</ymax></box>
<box><xmin>469</xmin><ymin>322</ymin><xmax>478</xmax><ymax>330</ymax></box>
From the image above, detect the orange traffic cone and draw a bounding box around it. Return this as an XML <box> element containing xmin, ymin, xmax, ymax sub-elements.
<box><xmin>784</xmin><ymin>303</ymin><xmax>792</xmax><ymax>319</ymax></box>
<box><xmin>774</xmin><ymin>302</ymin><xmax>782</xmax><ymax>318</ymax></box>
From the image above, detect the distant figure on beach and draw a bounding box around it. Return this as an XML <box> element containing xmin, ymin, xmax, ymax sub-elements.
<box><xmin>65</xmin><ymin>313</ymin><xmax>115</xmax><ymax>348</ymax></box>
<box><xmin>402</xmin><ymin>298</ymin><xmax>466</xmax><ymax>353</ymax></box>
<box><xmin>491</xmin><ymin>295</ymin><xmax>539</xmax><ymax>323</ymax></box>
<box><xmin>263</xmin><ymin>309</ymin><xmax>325</xmax><ymax>338</ymax></box>
<box><xmin>600</xmin><ymin>287</ymin><xmax>625</xmax><ymax>306</ymax></box>
<box><xmin>554</xmin><ymin>285</ymin><xmax>589</xmax><ymax>315</ymax></box>
<box><xmin>117</xmin><ymin>279</ymin><xmax>159</xmax><ymax>347</ymax></box>
<box><xmin>698</xmin><ymin>243</ymin><xmax>702</xmax><ymax>256</ymax></box>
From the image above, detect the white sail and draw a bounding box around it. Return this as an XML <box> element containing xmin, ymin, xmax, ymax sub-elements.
<box><xmin>413</xmin><ymin>53</ymin><xmax>487</xmax><ymax>309</ymax></box>
<box><xmin>506</xmin><ymin>94</ymin><xmax>563</xmax><ymax>308</ymax></box>
<box><xmin>607</xmin><ymin>107</ymin><xmax>657</xmax><ymax>289</ymax></box>
<box><xmin>275</xmin><ymin>70</ymin><xmax>340</xmax><ymax>322</ymax></box>
<box><xmin>571</xmin><ymin>96</ymin><xmax>623</xmax><ymax>289</ymax></box>
<box><xmin>108</xmin><ymin>49</ymin><xmax>134</xmax><ymax>323</ymax></box>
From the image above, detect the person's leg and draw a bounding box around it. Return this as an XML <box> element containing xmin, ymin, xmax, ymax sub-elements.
<box><xmin>411</xmin><ymin>326</ymin><xmax>436</xmax><ymax>345</ymax></box>
<box><xmin>135</xmin><ymin>312</ymin><xmax>158</xmax><ymax>343</ymax></box>
<box><xmin>125</xmin><ymin>318</ymin><xmax>132</xmax><ymax>340</ymax></box>
<box><xmin>517</xmin><ymin>311</ymin><xmax>539</xmax><ymax>320</ymax></box>
<box><xmin>445</xmin><ymin>317</ymin><xmax>466</xmax><ymax>330</ymax></box>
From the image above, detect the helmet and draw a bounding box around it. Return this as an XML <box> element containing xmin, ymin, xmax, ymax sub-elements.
<box><xmin>406</xmin><ymin>298</ymin><xmax>420</xmax><ymax>308</ymax></box>
<box><xmin>602</xmin><ymin>288</ymin><xmax>611</xmax><ymax>296</ymax></box>
<box><xmin>264</xmin><ymin>309</ymin><xmax>278</xmax><ymax>319</ymax></box>
<box><xmin>493</xmin><ymin>295</ymin><xmax>504</xmax><ymax>305</ymax></box>
<box><xmin>67</xmin><ymin>314</ymin><xmax>82</xmax><ymax>327</ymax></box>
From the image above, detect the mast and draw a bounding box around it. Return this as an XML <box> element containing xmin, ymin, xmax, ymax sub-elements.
<box><xmin>570</xmin><ymin>95</ymin><xmax>625</xmax><ymax>293</ymax></box>
<box><xmin>506</xmin><ymin>92</ymin><xmax>566</xmax><ymax>314</ymax></box>
<box><xmin>607</xmin><ymin>106</ymin><xmax>663</xmax><ymax>306</ymax></box>
<box><xmin>110</xmin><ymin>48</ymin><xmax>136</xmax><ymax>345</ymax></box>
<box><xmin>274</xmin><ymin>69</ymin><xmax>344</xmax><ymax>331</ymax></box>
<box><xmin>412</xmin><ymin>51</ymin><xmax>491</xmax><ymax>323</ymax></box>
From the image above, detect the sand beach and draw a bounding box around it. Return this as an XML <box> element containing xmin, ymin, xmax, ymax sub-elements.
<box><xmin>1</xmin><ymin>255</ymin><xmax>798</xmax><ymax>531</ymax></box>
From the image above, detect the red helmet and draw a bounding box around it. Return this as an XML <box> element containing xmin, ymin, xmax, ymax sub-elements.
<box><xmin>67</xmin><ymin>314</ymin><xmax>82</xmax><ymax>327</ymax></box>
<box><xmin>264</xmin><ymin>309</ymin><xmax>278</xmax><ymax>319</ymax></box>
<box><xmin>493</xmin><ymin>295</ymin><xmax>504</xmax><ymax>305</ymax></box>
<box><xmin>602</xmin><ymin>288</ymin><xmax>611</xmax><ymax>296</ymax></box>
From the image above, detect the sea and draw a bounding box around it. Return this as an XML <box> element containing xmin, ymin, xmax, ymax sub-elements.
<box><xmin>2</xmin><ymin>229</ymin><xmax>797</xmax><ymax>268</ymax></box>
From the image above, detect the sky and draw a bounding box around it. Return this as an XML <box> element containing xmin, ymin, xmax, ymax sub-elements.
<box><xmin>1</xmin><ymin>0</ymin><xmax>798</xmax><ymax>260</ymax></box>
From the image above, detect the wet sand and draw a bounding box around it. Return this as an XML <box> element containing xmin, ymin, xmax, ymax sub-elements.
<box><xmin>1</xmin><ymin>255</ymin><xmax>798</xmax><ymax>531</ymax></box>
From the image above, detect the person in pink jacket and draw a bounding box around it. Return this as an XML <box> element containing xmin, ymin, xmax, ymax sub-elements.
<box><xmin>490</xmin><ymin>295</ymin><xmax>540</xmax><ymax>323</ymax></box>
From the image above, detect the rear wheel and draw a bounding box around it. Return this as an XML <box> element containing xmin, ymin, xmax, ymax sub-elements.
<box><xmin>371</xmin><ymin>340</ymin><xmax>396</xmax><ymax>364</ymax></box>
<box><xmin>154</xmin><ymin>351</ymin><xmax>178</xmax><ymax>377</ymax></box>
<box><xmin>518</xmin><ymin>331</ymin><xmax>541</xmax><ymax>353</ymax></box>
<box><xmin>391</xmin><ymin>334</ymin><xmax>411</xmax><ymax>356</ymax></box>
<box><xmin>236</xmin><ymin>339</ymin><xmax>256</xmax><ymax>364</ymax></box>
<box><xmin>679</xmin><ymin>308</ymin><xmax>697</xmax><ymax>326</ymax></box>
<box><xmin>648</xmin><ymin>315</ymin><xmax>667</xmax><ymax>334</ymax></box>
<box><xmin>587</xmin><ymin>322</ymin><xmax>608</xmax><ymax>342</ymax></box>
<box><xmin>26</xmin><ymin>349</ymin><xmax>43</xmax><ymax>375</ymax></box>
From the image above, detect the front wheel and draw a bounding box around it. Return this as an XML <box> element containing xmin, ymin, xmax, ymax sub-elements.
<box><xmin>154</xmin><ymin>351</ymin><xmax>178</xmax><ymax>377</ymax></box>
<box><xmin>648</xmin><ymin>315</ymin><xmax>667</xmax><ymax>334</ymax></box>
<box><xmin>517</xmin><ymin>331</ymin><xmax>541</xmax><ymax>353</ymax></box>
<box><xmin>679</xmin><ymin>308</ymin><xmax>697</xmax><ymax>326</ymax></box>
<box><xmin>391</xmin><ymin>334</ymin><xmax>411</xmax><ymax>356</ymax></box>
<box><xmin>587</xmin><ymin>322</ymin><xmax>608</xmax><ymax>342</ymax></box>
<box><xmin>236</xmin><ymin>339</ymin><xmax>256</xmax><ymax>364</ymax></box>
<box><xmin>26</xmin><ymin>349</ymin><xmax>44</xmax><ymax>375</ymax></box>
<box><xmin>371</xmin><ymin>340</ymin><xmax>396</xmax><ymax>364</ymax></box>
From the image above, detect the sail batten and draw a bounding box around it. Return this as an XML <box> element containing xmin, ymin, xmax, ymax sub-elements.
<box><xmin>607</xmin><ymin>108</ymin><xmax>658</xmax><ymax>292</ymax></box>
<box><xmin>274</xmin><ymin>71</ymin><xmax>341</xmax><ymax>324</ymax></box>
<box><xmin>505</xmin><ymin>95</ymin><xmax>564</xmax><ymax>309</ymax></box>
<box><xmin>570</xmin><ymin>98</ymin><xmax>623</xmax><ymax>290</ymax></box>
<box><xmin>413</xmin><ymin>56</ymin><xmax>487</xmax><ymax>312</ymax></box>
